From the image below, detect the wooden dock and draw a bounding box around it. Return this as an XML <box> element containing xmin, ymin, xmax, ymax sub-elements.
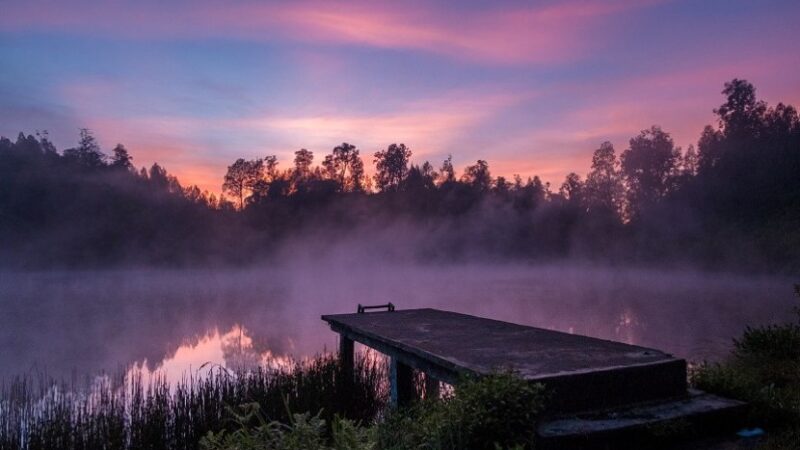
<box><xmin>322</xmin><ymin>307</ymin><xmax>745</xmax><ymax>445</ymax></box>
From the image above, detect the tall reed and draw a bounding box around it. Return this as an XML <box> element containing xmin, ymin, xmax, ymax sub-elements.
<box><xmin>0</xmin><ymin>354</ymin><xmax>386</xmax><ymax>450</ymax></box>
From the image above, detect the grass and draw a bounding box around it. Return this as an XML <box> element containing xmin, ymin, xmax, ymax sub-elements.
<box><xmin>376</xmin><ymin>373</ymin><xmax>546</xmax><ymax>450</ymax></box>
<box><xmin>691</xmin><ymin>284</ymin><xmax>800</xmax><ymax>448</ymax></box>
<box><xmin>0</xmin><ymin>363</ymin><xmax>545</xmax><ymax>450</ymax></box>
<box><xmin>199</xmin><ymin>403</ymin><xmax>375</xmax><ymax>450</ymax></box>
<box><xmin>201</xmin><ymin>372</ymin><xmax>546</xmax><ymax>450</ymax></box>
<box><xmin>0</xmin><ymin>354</ymin><xmax>386</xmax><ymax>450</ymax></box>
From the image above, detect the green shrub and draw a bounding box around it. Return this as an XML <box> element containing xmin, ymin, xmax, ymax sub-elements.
<box><xmin>329</xmin><ymin>416</ymin><xmax>375</xmax><ymax>450</ymax></box>
<box><xmin>755</xmin><ymin>428</ymin><xmax>800</xmax><ymax>450</ymax></box>
<box><xmin>377</xmin><ymin>372</ymin><xmax>547</xmax><ymax>450</ymax></box>
<box><xmin>692</xmin><ymin>361</ymin><xmax>795</xmax><ymax>425</ymax></box>
<box><xmin>199</xmin><ymin>402</ymin><xmax>374</xmax><ymax>450</ymax></box>
<box><xmin>692</xmin><ymin>284</ymin><xmax>800</xmax><ymax>428</ymax></box>
<box><xmin>734</xmin><ymin>323</ymin><xmax>800</xmax><ymax>362</ymax></box>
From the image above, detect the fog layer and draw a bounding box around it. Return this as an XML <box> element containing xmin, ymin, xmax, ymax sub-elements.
<box><xmin>1</xmin><ymin>262</ymin><xmax>795</xmax><ymax>380</ymax></box>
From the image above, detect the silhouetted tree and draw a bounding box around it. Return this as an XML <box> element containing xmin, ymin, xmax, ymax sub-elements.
<box><xmin>184</xmin><ymin>185</ymin><xmax>203</xmax><ymax>204</ymax></box>
<box><xmin>247</xmin><ymin>156</ymin><xmax>282</xmax><ymax>202</ymax></box>
<box><xmin>292</xmin><ymin>148</ymin><xmax>314</xmax><ymax>191</ymax></box>
<box><xmin>36</xmin><ymin>130</ymin><xmax>57</xmax><ymax>156</ymax></box>
<box><xmin>322</xmin><ymin>142</ymin><xmax>364</xmax><ymax>192</ymax></box>
<box><xmin>1</xmin><ymin>78</ymin><xmax>798</xmax><ymax>270</ymax></box>
<box><xmin>404</xmin><ymin>164</ymin><xmax>434</xmax><ymax>192</ymax></box>
<box><xmin>462</xmin><ymin>160</ymin><xmax>492</xmax><ymax>191</ymax></box>
<box><xmin>494</xmin><ymin>176</ymin><xmax>511</xmax><ymax>196</ymax></box>
<box><xmin>373</xmin><ymin>143</ymin><xmax>412</xmax><ymax>192</ymax></box>
<box><xmin>63</xmin><ymin>128</ymin><xmax>106</xmax><ymax>168</ymax></box>
<box><xmin>400</xmin><ymin>162</ymin><xmax>439</xmax><ymax>215</ymax></box>
<box><xmin>0</xmin><ymin>129</ymin><xmax>226</xmax><ymax>266</ymax></box>
<box><xmin>223</xmin><ymin>158</ymin><xmax>264</xmax><ymax>209</ymax></box>
<box><xmin>421</xmin><ymin>161</ymin><xmax>438</xmax><ymax>184</ymax></box>
<box><xmin>690</xmin><ymin>78</ymin><xmax>800</xmax><ymax>235</ymax></box>
<box><xmin>697</xmin><ymin>125</ymin><xmax>724</xmax><ymax>173</ymax></box>
<box><xmin>584</xmin><ymin>141</ymin><xmax>623</xmax><ymax>217</ymax></box>
<box><xmin>439</xmin><ymin>155</ymin><xmax>456</xmax><ymax>185</ymax></box>
<box><xmin>110</xmin><ymin>144</ymin><xmax>133</xmax><ymax>171</ymax></box>
<box><xmin>149</xmin><ymin>163</ymin><xmax>173</xmax><ymax>191</ymax></box>
<box><xmin>530</xmin><ymin>176</ymin><xmax>548</xmax><ymax>203</ymax></box>
<box><xmin>559</xmin><ymin>172</ymin><xmax>584</xmax><ymax>206</ymax></box>
<box><xmin>349</xmin><ymin>154</ymin><xmax>367</xmax><ymax>193</ymax></box>
<box><xmin>263</xmin><ymin>155</ymin><xmax>279</xmax><ymax>181</ymax></box>
<box><xmin>621</xmin><ymin>126</ymin><xmax>681</xmax><ymax>219</ymax></box>
<box><xmin>681</xmin><ymin>145</ymin><xmax>698</xmax><ymax>177</ymax></box>
<box><xmin>714</xmin><ymin>79</ymin><xmax>767</xmax><ymax>140</ymax></box>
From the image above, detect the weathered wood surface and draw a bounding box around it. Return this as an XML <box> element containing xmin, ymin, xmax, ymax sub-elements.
<box><xmin>322</xmin><ymin>308</ymin><xmax>687</xmax><ymax>411</ymax></box>
<box><xmin>323</xmin><ymin>307</ymin><xmax>745</xmax><ymax>441</ymax></box>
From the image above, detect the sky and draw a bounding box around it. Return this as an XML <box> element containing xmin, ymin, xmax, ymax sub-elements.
<box><xmin>1</xmin><ymin>0</ymin><xmax>799</xmax><ymax>194</ymax></box>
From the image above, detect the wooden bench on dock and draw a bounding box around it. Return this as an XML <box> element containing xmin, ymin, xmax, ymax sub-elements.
<box><xmin>322</xmin><ymin>306</ymin><xmax>745</xmax><ymax>446</ymax></box>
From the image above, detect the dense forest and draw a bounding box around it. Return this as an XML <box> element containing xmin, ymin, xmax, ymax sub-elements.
<box><xmin>1</xmin><ymin>79</ymin><xmax>798</xmax><ymax>271</ymax></box>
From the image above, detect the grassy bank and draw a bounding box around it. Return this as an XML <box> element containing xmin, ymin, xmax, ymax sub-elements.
<box><xmin>691</xmin><ymin>285</ymin><xmax>800</xmax><ymax>448</ymax></box>
<box><xmin>0</xmin><ymin>361</ymin><xmax>545</xmax><ymax>450</ymax></box>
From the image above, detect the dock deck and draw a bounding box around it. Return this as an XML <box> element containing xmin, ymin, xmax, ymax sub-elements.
<box><xmin>322</xmin><ymin>308</ymin><xmax>687</xmax><ymax>412</ymax></box>
<box><xmin>322</xmin><ymin>307</ymin><xmax>746</xmax><ymax>445</ymax></box>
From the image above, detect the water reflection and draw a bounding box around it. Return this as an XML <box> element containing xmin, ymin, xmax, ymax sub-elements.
<box><xmin>614</xmin><ymin>309</ymin><xmax>642</xmax><ymax>345</ymax></box>
<box><xmin>0</xmin><ymin>264</ymin><xmax>795</xmax><ymax>381</ymax></box>
<box><xmin>126</xmin><ymin>325</ymin><xmax>295</xmax><ymax>386</ymax></box>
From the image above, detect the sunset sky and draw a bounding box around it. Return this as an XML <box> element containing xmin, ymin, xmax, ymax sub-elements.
<box><xmin>2</xmin><ymin>0</ymin><xmax>798</xmax><ymax>194</ymax></box>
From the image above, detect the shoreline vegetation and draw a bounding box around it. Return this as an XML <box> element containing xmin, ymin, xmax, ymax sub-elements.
<box><xmin>1</xmin><ymin>79</ymin><xmax>798</xmax><ymax>273</ymax></box>
<box><xmin>0</xmin><ymin>358</ymin><xmax>547</xmax><ymax>450</ymax></box>
<box><xmin>0</xmin><ymin>355</ymin><xmax>386</xmax><ymax>450</ymax></box>
<box><xmin>1</xmin><ymin>286</ymin><xmax>798</xmax><ymax>449</ymax></box>
<box><xmin>689</xmin><ymin>285</ymin><xmax>800</xmax><ymax>449</ymax></box>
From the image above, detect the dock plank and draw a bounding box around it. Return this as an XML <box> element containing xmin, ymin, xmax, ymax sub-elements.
<box><xmin>323</xmin><ymin>308</ymin><xmax>679</xmax><ymax>378</ymax></box>
<box><xmin>322</xmin><ymin>308</ymin><xmax>688</xmax><ymax>412</ymax></box>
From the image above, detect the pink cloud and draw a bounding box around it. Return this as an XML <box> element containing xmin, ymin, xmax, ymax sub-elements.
<box><xmin>256</xmin><ymin>1</ymin><xmax>641</xmax><ymax>64</ymax></box>
<box><xmin>1</xmin><ymin>0</ymin><xmax>660</xmax><ymax>64</ymax></box>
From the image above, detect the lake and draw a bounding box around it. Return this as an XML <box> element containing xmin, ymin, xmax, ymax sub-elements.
<box><xmin>0</xmin><ymin>263</ymin><xmax>796</xmax><ymax>383</ymax></box>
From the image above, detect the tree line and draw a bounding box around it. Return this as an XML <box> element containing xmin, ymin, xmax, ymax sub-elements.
<box><xmin>1</xmin><ymin>79</ymin><xmax>798</xmax><ymax>269</ymax></box>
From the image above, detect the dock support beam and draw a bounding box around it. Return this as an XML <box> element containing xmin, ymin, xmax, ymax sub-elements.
<box><xmin>390</xmin><ymin>358</ymin><xmax>414</xmax><ymax>407</ymax></box>
<box><xmin>339</xmin><ymin>335</ymin><xmax>354</xmax><ymax>380</ymax></box>
<box><xmin>425</xmin><ymin>374</ymin><xmax>440</xmax><ymax>399</ymax></box>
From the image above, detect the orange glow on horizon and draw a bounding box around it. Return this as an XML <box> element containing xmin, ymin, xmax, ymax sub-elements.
<box><xmin>4</xmin><ymin>0</ymin><xmax>796</xmax><ymax>196</ymax></box>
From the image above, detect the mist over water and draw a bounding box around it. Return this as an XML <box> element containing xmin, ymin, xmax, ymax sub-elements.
<box><xmin>0</xmin><ymin>262</ymin><xmax>795</xmax><ymax>381</ymax></box>
<box><xmin>2</xmin><ymin>81</ymin><xmax>797</xmax><ymax>390</ymax></box>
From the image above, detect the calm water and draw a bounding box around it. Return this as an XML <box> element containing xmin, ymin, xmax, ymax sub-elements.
<box><xmin>0</xmin><ymin>264</ymin><xmax>796</xmax><ymax>382</ymax></box>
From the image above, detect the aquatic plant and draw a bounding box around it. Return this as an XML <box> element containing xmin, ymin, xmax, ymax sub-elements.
<box><xmin>0</xmin><ymin>354</ymin><xmax>385</xmax><ymax>450</ymax></box>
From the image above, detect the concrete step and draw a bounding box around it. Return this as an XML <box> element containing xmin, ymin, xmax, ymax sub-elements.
<box><xmin>533</xmin><ymin>357</ymin><xmax>688</xmax><ymax>413</ymax></box>
<box><xmin>537</xmin><ymin>389</ymin><xmax>748</xmax><ymax>449</ymax></box>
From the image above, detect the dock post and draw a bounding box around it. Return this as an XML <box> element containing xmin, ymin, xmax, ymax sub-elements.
<box><xmin>390</xmin><ymin>358</ymin><xmax>414</xmax><ymax>407</ymax></box>
<box><xmin>425</xmin><ymin>374</ymin><xmax>440</xmax><ymax>399</ymax></box>
<box><xmin>339</xmin><ymin>334</ymin><xmax>354</xmax><ymax>380</ymax></box>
